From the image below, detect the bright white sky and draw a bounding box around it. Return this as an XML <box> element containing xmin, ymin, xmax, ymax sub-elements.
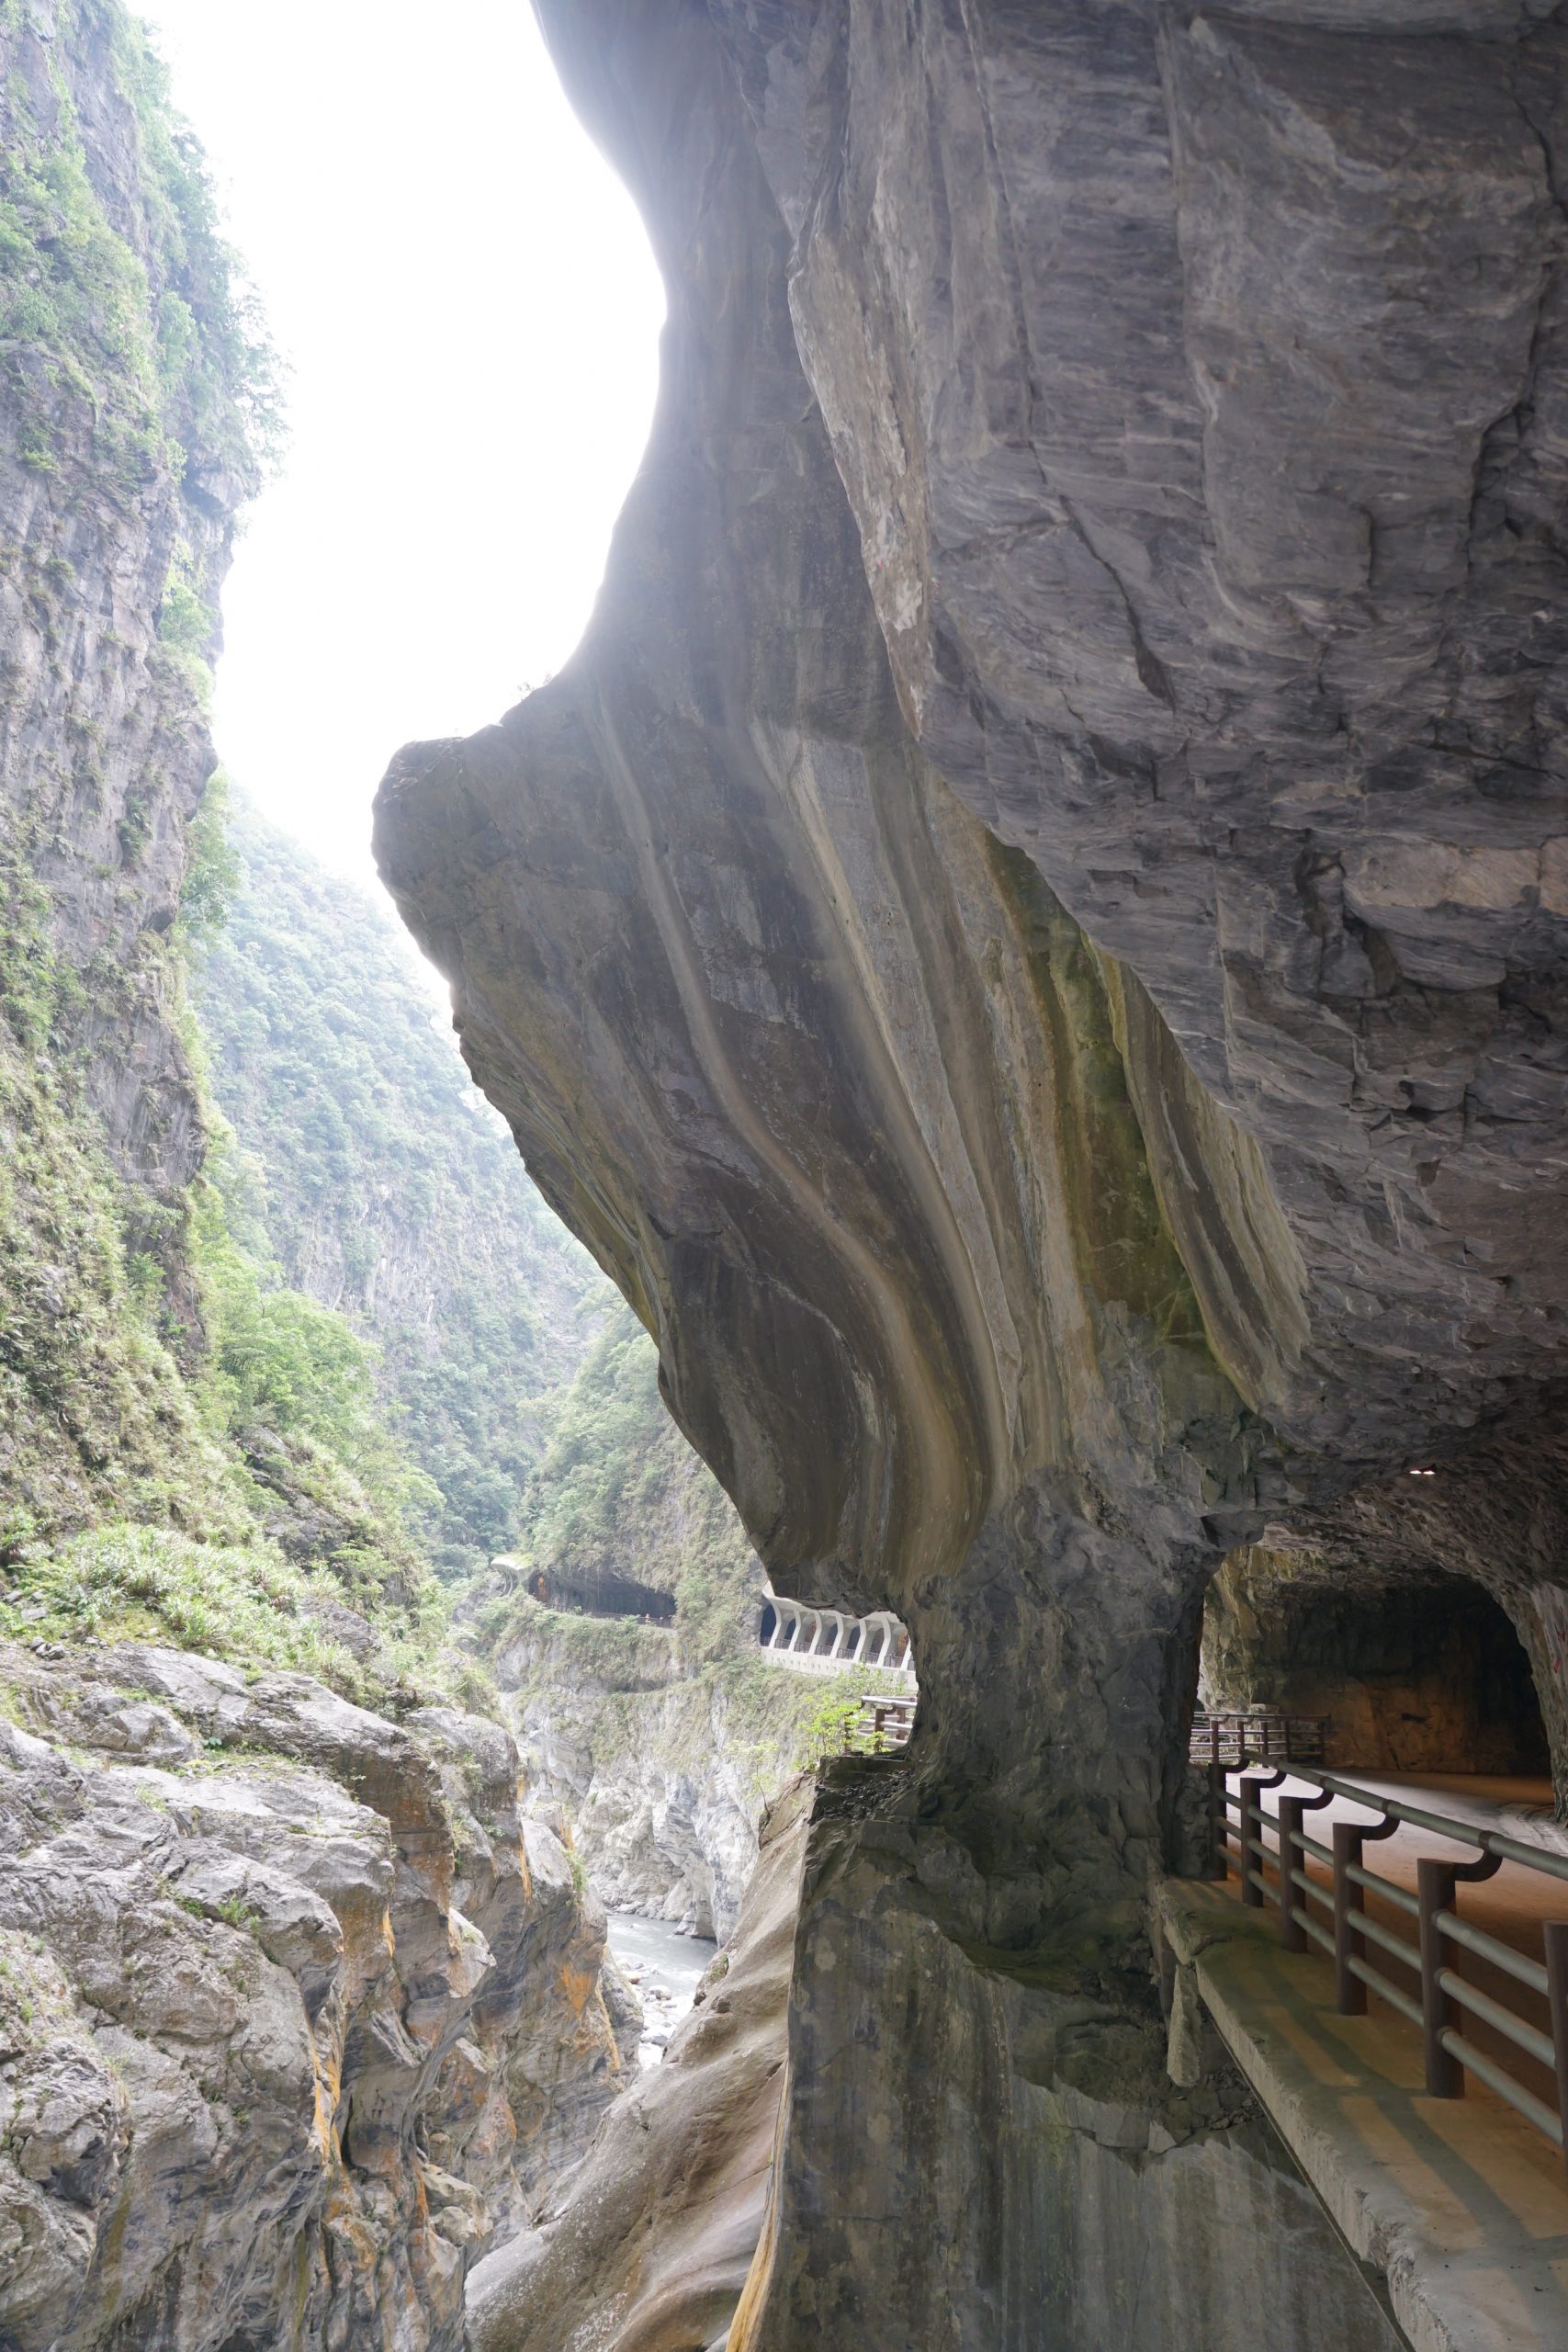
<box><xmin>133</xmin><ymin>0</ymin><xmax>665</xmax><ymax>893</ymax></box>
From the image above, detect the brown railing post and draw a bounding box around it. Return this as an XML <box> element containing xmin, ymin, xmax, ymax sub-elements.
<box><xmin>1334</xmin><ymin>1814</ymin><xmax>1398</xmax><ymax>2014</ymax></box>
<box><xmin>1277</xmin><ymin>1787</ymin><xmax>1332</xmax><ymax>1951</ymax></box>
<box><xmin>1418</xmin><ymin>1858</ymin><xmax>1463</xmax><ymax>2097</ymax></box>
<box><xmin>1238</xmin><ymin>1765</ymin><xmax>1286</xmax><ymax>1907</ymax></box>
<box><xmin>1207</xmin><ymin>1758</ymin><xmax>1225</xmax><ymax>1880</ymax></box>
<box><xmin>1546</xmin><ymin>1919</ymin><xmax>1568</xmax><ymax>2181</ymax></box>
<box><xmin>1239</xmin><ymin>1770</ymin><xmax>1264</xmax><ymax>1905</ymax></box>
<box><xmin>1418</xmin><ymin>1850</ymin><xmax>1502</xmax><ymax>2098</ymax></box>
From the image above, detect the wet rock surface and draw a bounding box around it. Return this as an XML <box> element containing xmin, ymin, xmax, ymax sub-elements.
<box><xmin>0</xmin><ymin>1642</ymin><xmax>636</xmax><ymax>2352</ymax></box>
<box><xmin>374</xmin><ymin>5</ymin><xmax>1568</xmax><ymax>2346</ymax></box>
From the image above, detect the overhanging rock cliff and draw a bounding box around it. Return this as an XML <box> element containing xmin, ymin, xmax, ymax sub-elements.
<box><xmin>375</xmin><ymin>6</ymin><xmax>1568</xmax><ymax>2346</ymax></box>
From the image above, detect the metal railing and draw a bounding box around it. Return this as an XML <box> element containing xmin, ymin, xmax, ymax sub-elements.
<box><xmin>1203</xmin><ymin>1755</ymin><xmax>1568</xmax><ymax>2177</ymax></box>
<box><xmin>1190</xmin><ymin>1712</ymin><xmax>1325</xmax><ymax>1768</ymax></box>
<box><xmin>835</xmin><ymin>1694</ymin><xmax>915</xmax><ymax>1755</ymax></box>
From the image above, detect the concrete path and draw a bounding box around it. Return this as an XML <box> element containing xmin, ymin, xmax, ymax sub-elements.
<box><xmin>1164</xmin><ymin>1773</ymin><xmax>1568</xmax><ymax>2352</ymax></box>
<box><xmin>1233</xmin><ymin>1772</ymin><xmax>1568</xmax><ymax>2095</ymax></box>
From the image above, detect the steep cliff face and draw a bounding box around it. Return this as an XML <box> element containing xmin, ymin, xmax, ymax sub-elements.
<box><xmin>0</xmin><ymin>14</ymin><xmax>644</xmax><ymax>2344</ymax></box>
<box><xmin>192</xmin><ymin>801</ymin><xmax>613</xmax><ymax>1571</ymax></box>
<box><xmin>718</xmin><ymin>0</ymin><xmax>1568</xmax><ymax>1471</ymax></box>
<box><xmin>0</xmin><ymin>0</ymin><xmax>265</xmax><ymax>1544</ymax></box>
<box><xmin>375</xmin><ymin>5</ymin><xmax>1568</xmax><ymax>2346</ymax></box>
<box><xmin>484</xmin><ymin>1591</ymin><xmax>821</xmax><ymax>1943</ymax></box>
<box><xmin>467</xmin><ymin>1321</ymin><xmax>820</xmax><ymax>1941</ymax></box>
<box><xmin>0</xmin><ymin>1639</ymin><xmax>637</xmax><ymax>2352</ymax></box>
<box><xmin>466</xmin><ymin>1775</ymin><xmax>812</xmax><ymax>2352</ymax></box>
<box><xmin>378</xmin><ymin>0</ymin><xmax>1261</xmax><ymax>1989</ymax></box>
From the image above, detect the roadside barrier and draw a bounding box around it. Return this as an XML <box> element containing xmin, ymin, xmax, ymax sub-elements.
<box><xmin>1204</xmin><ymin>1755</ymin><xmax>1568</xmax><ymax>2176</ymax></box>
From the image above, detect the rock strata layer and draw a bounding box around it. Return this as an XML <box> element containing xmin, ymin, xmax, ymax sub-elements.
<box><xmin>0</xmin><ymin>1641</ymin><xmax>636</xmax><ymax>2352</ymax></box>
<box><xmin>375</xmin><ymin>5</ymin><xmax>1568</xmax><ymax>2346</ymax></box>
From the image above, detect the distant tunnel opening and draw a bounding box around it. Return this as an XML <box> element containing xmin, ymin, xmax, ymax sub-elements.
<box><xmin>526</xmin><ymin>1566</ymin><xmax>676</xmax><ymax>1624</ymax></box>
<box><xmin>1200</xmin><ymin>1546</ymin><xmax>1549</xmax><ymax>1779</ymax></box>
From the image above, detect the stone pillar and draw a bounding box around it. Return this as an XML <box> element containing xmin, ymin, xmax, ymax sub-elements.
<box><xmin>729</xmin><ymin>1477</ymin><xmax>1365</xmax><ymax>2352</ymax></box>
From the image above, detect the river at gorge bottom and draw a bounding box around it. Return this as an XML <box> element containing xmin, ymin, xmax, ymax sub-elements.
<box><xmin>606</xmin><ymin>1912</ymin><xmax>719</xmax><ymax>2067</ymax></box>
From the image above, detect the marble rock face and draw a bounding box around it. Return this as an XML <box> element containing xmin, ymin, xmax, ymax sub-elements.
<box><xmin>466</xmin><ymin>1774</ymin><xmax>813</xmax><ymax>2352</ymax></box>
<box><xmin>375</xmin><ymin>6</ymin><xmax>1568</xmax><ymax>2346</ymax></box>
<box><xmin>0</xmin><ymin>1644</ymin><xmax>637</xmax><ymax>2352</ymax></box>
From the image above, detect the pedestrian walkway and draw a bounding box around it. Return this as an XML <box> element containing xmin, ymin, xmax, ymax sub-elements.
<box><xmin>1228</xmin><ymin>1772</ymin><xmax>1568</xmax><ymax>2095</ymax></box>
<box><xmin>1164</xmin><ymin>1770</ymin><xmax>1568</xmax><ymax>2351</ymax></box>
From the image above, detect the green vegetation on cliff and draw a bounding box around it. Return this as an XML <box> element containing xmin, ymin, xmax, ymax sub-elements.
<box><xmin>0</xmin><ymin>4</ymin><xmax>468</xmax><ymax>1705</ymax></box>
<box><xmin>0</xmin><ymin>0</ymin><xmax>276</xmax><ymax>501</ymax></box>
<box><xmin>191</xmin><ymin>797</ymin><xmax>619</xmax><ymax>1573</ymax></box>
<box><xmin>0</xmin><ymin>1043</ymin><xmax>252</xmax><ymax>1556</ymax></box>
<box><xmin>514</xmin><ymin>1318</ymin><xmax>759</xmax><ymax>1659</ymax></box>
<box><xmin>0</xmin><ymin>0</ymin><xmax>277</xmax><ymax>1561</ymax></box>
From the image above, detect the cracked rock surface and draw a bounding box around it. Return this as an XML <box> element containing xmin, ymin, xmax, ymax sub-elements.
<box><xmin>467</xmin><ymin>1773</ymin><xmax>812</xmax><ymax>2352</ymax></box>
<box><xmin>0</xmin><ymin>1642</ymin><xmax>637</xmax><ymax>2352</ymax></box>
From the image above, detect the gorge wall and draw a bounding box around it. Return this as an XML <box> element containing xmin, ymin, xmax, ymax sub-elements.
<box><xmin>0</xmin><ymin>10</ymin><xmax>641</xmax><ymax>2345</ymax></box>
<box><xmin>454</xmin><ymin>1304</ymin><xmax>822</xmax><ymax>1942</ymax></box>
<box><xmin>191</xmin><ymin>799</ymin><xmax>617</xmax><ymax>1576</ymax></box>
<box><xmin>0</xmin><ymin>1637</ymin><xmax>637</xmax><ymax>2352</ymax></box>
<box><xmin>0</xmin><ymin>0</ymin><xmax>264</xmax><ymax>1547</ymax></box>
<box><xmin>374</xmin><ymin>4</ymin><xmax>1568</xmax><ymax>2346</ymax></box>
<box><xmin>481</xmin><ymin>1579</ymin><xmax>839</xmax><ymax>1944</ymax></box>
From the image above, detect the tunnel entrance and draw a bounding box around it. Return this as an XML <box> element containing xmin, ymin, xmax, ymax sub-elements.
<box><xmin>756</xmin><ymin>1588</ymin><xmax>917</xmax><ymax>1681</ymax></box>
<box><xmin>525</xmin><ymin>1566</ymin><xmax>676</xmax><ymax>1623</ymax></box>
<box><xmin>1200</xmin><ymin>1546</ymin><xmax>1549</xmax><ymax>1778</ymax></box>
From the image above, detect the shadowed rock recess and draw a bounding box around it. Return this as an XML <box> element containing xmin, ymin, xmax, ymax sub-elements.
<box><xmin>375</xmin><ymin>6</ymin><xmax>1568</xmax><ymax>2346</ymax></box>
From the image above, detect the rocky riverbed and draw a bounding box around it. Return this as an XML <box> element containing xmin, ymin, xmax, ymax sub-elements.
<box><xmin>605</xmin><ymin>1910</ymin><xmax>717</xmax><ymax>2068</ymax></box>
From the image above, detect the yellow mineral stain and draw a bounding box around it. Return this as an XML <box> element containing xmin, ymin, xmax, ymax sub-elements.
<box><xmin>310</xmin><ymin>2065</ymin><xmax>333</xmax><ymax>2158</ymax></box>
<box><xmin>595</xmin><ymin>1983</ymin><xmax>622</xmax><ymax>2075</ymax></box>
<box><xmin>558</xmin><ymin>1960</ymin><xmax>594</xmax><ymax>2017</ymax></box>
